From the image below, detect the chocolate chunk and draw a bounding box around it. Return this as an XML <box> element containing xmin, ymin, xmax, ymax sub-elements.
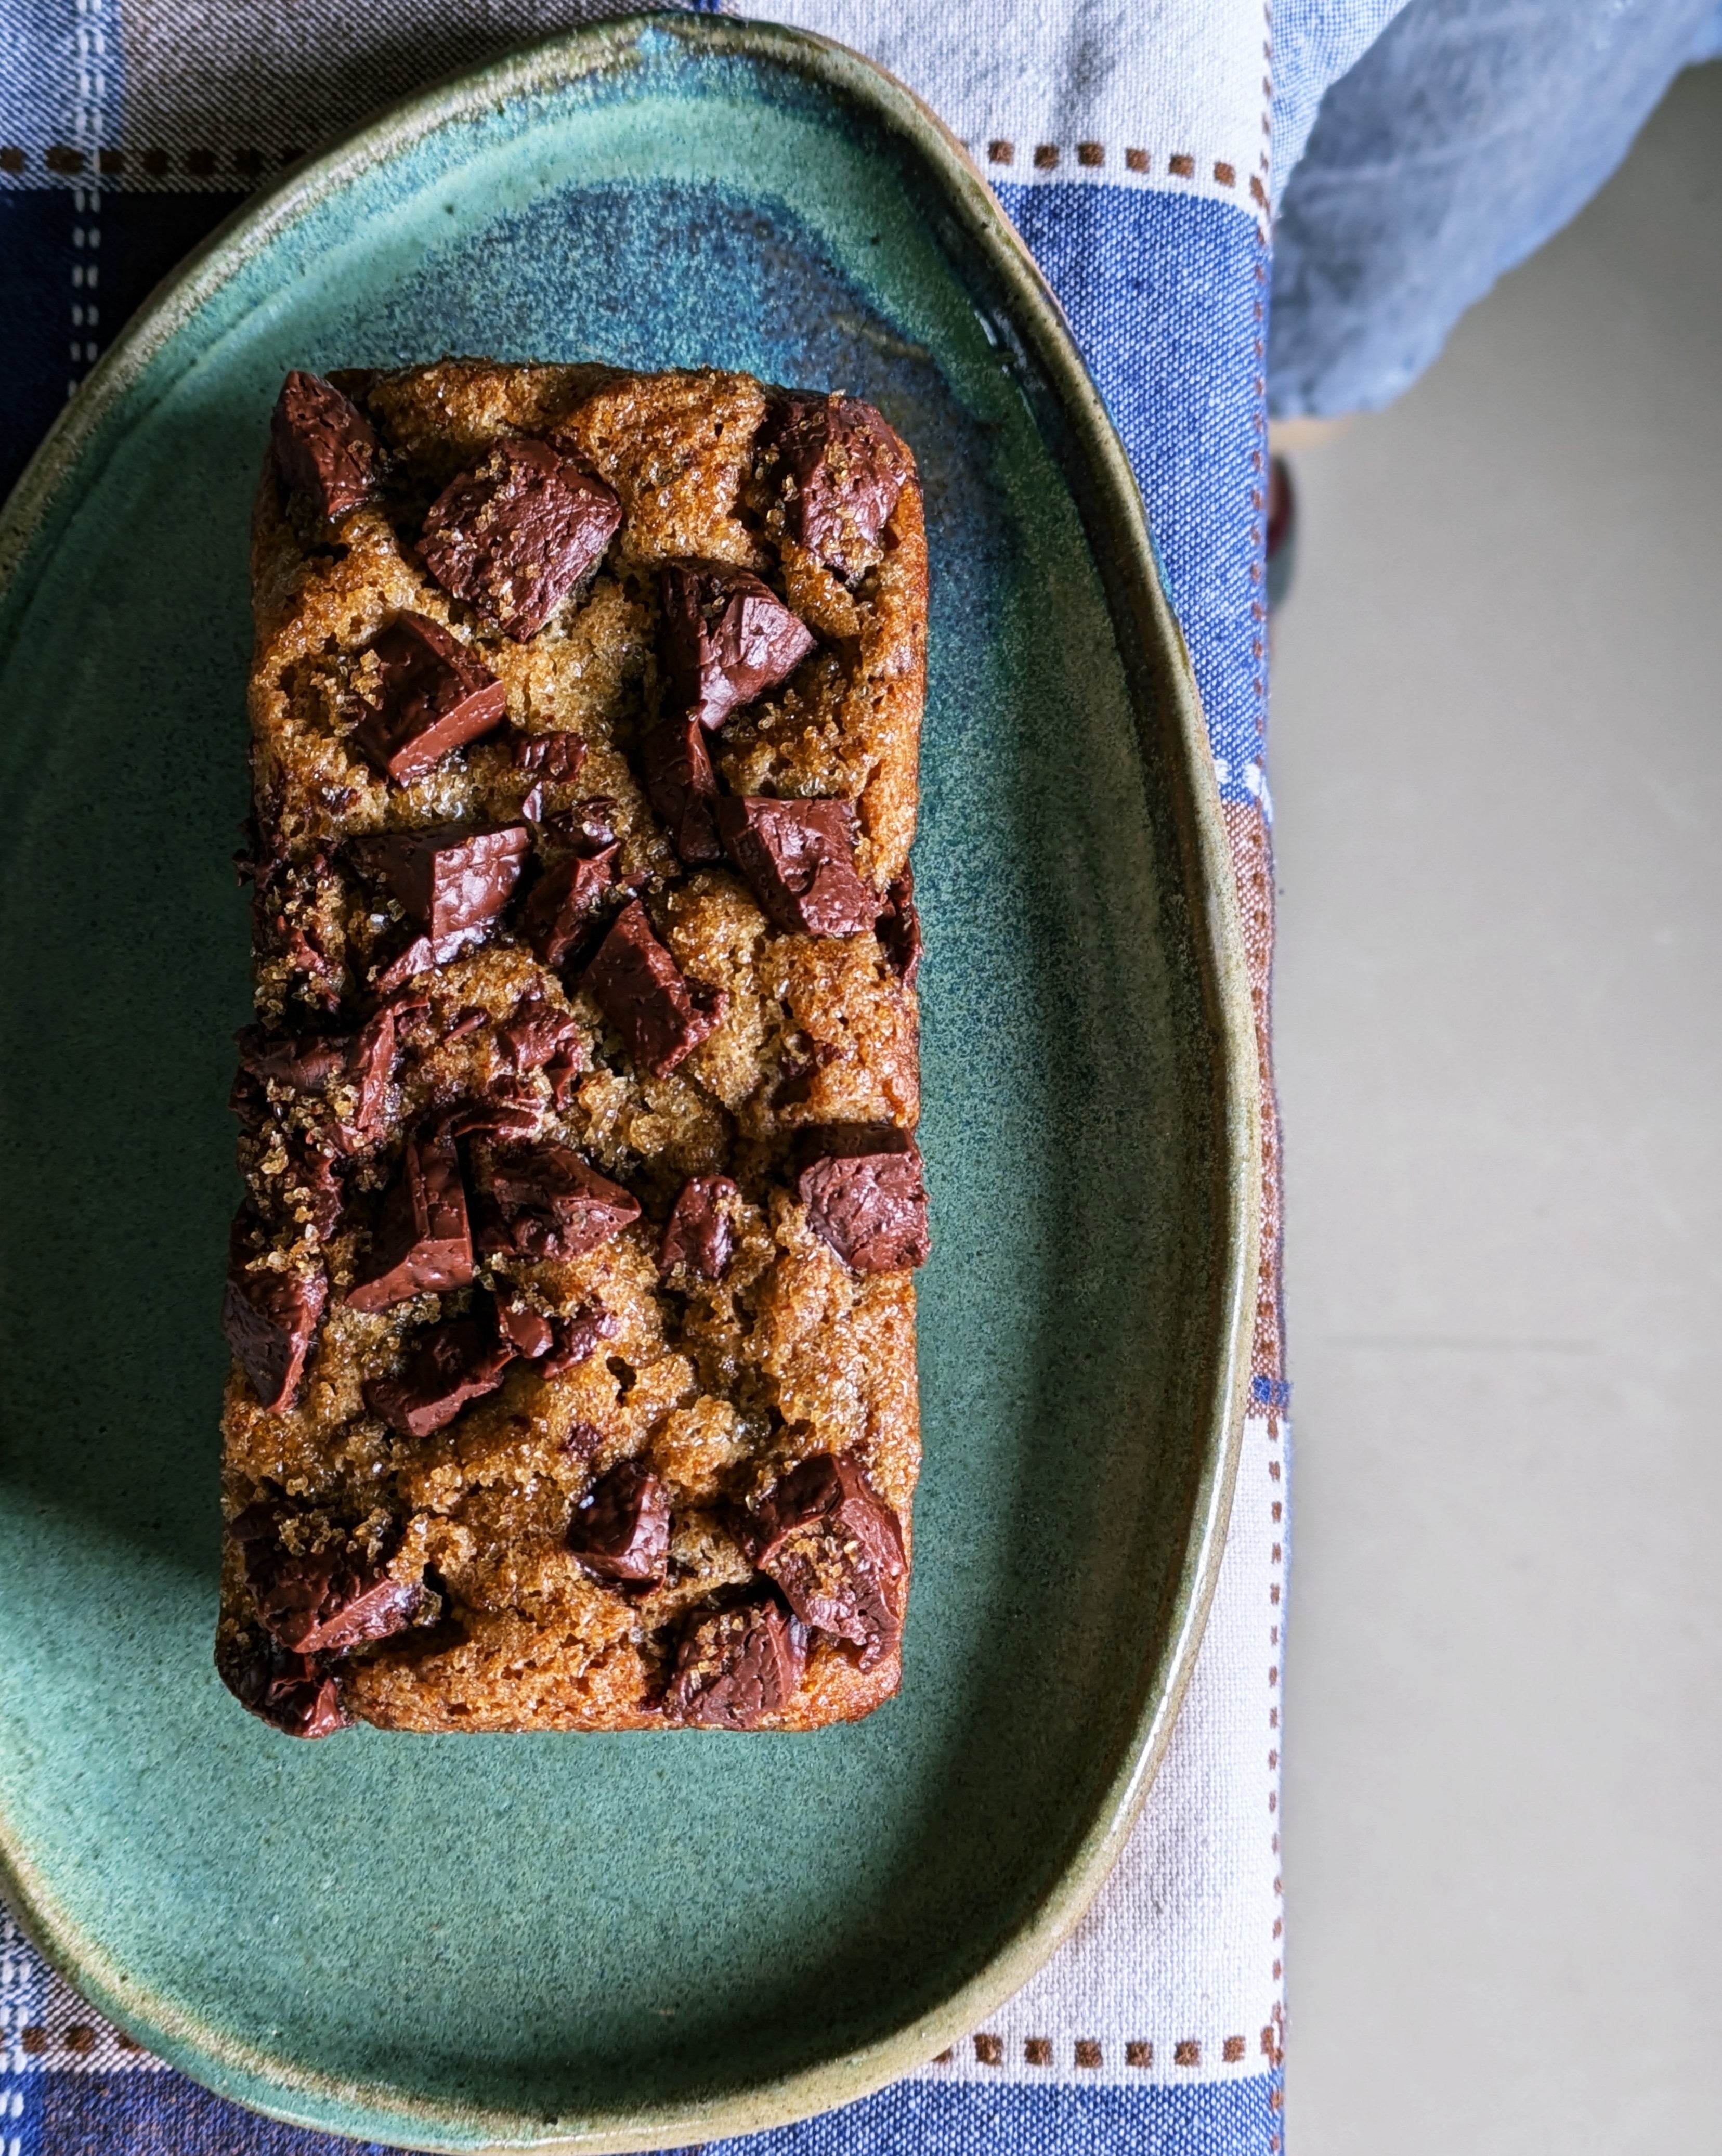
<box><xmin>583</xmin><ymin>900</ymin><xmax>725</xmax><ymax>1076</ymax></box>
<box><xmin>510</xmin><ymin>731</ymin><xmax>587</xmax><ymax>782</ymax></box>
<box><xmin>362</xmin><ymin>823</ymin><xmax>530</xmax><ymax>950</ymax></box>
<box><xmin>351</xmin><ymin>614</ymin><xmax>507</xmax><ymax>784</ymax></box>
<box><xmin>347</xmin><ymin>1125</ymin><xmax>474</xmax><ymax>1311</ymax></box>
<box><xmin>229</xmin><ymin>1067</ymin><xmax>268</xmax><ymax>1134</ymax></box>
<box><xmin>799</xmin><ymin>1128</ymin><xmax>930</xmax><ymax>1272</ymax></box>
<box><xmin>372</xmin><ymin>933</ymin><xmax>439</xmax><ymax>993</ymax></box>
<box><xmin>419</xmin><ymin>437</ymin><xmax>621</xmax><ymax>640</ymax></box>
<box><xmin>496</xmin><ymin>993</ymin><xmax>583</xmax><ymax>1075</ymax></box>
<box><xmin>227</xmin><ymin>1636</ymin><xmax>348</xmax><ymax>1739</ymax></box>
<box><xmin>270</xmin><ymin>369</ymin><xmax>377</xmax><ymax>523</ymax></box>
<box><xmin>659</xmin><ymin>561</ymin><xmax>816</xmax><ymax>730</ymax></box>
<box><xmin>567</xmin><ymin>1460</ymin><xmax>671</xmax><ymax>1585</ymax></box>
<box><xmin>237</xmin><ymin>1004</ymin><xmax>405</xmax><ymax>1146</ymax></box>
<box><xmin>364</xmin><ymin>1315</ymin><xmax>515</xmax><ymax>1438</ymax></box>
<box><xmin>752</xmin><ymin>1452</ymin><xmax>907</xmax><ymax>1668</ymax></box>
<box><xmin>521</xmin><ymin>847</ymin><xmax>617</xmax><ymax>967</ymax></box>
<box><xmin>235</xmin><ymin>1025</ymin><xmax>348</xmax><ymax>1095</ymax></box>
<box><xmin>877</xmin><ymin>866</ymin><xmax>922</xmax><ymax>988</ymax></box>
<box><xmin>546</xmin><ymin>1302</ymin><xmax>620</xmax><ymax>1373</ymax></box>
<box><xmin>470</xmin><ymin>1139</ymin><xmax>640</xmax><ymax>1260</ymax></box>
<box><xmin>555</xmin><ymin>796</ymin><xmax>619</xmax><ymax>856</ymax></box>
<box><xmin>283</xmin><ymin>1137</ymin><xmax>345</xmax><ymax>1241</ymax></box>
<box><xmin>496</xmin><ymin>1297</ymin><xmax>555</xmax><ymax>1360</ymax></box>
<box><xmin>715</xmin><ymin>795</ymin><xmax>878</xmax><ymax>938</ymax></box>
<box><xmin>230</xmin><ymin>1502</ymin><xmax>423</xmax><ymax>1655</ymax></box>
<box><xmin>762</xmin><ymin>394</ymin><xmax>909</xmax><ymax>579</ymax></box>
<box><xmin>660</xmin><ymin>1175</ymin><xmax>739</xmax><ymax>1280</ymax></box>
<box><xmin>640</xmin><ymin>714</ymin><xmax>722</xmax><ymax>864</ymax></box>
<box><xmin>665</xmin><ymin>1598</ymin><xmax>808</xmax><ymax>1728</ymax></box>
<box><xmin>222</xmin><ymin>1218</ymin><xmax>328</xmax><ymax>1411</ymax></box>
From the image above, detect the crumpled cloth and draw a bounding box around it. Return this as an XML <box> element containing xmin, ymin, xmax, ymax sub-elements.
<box><xmin>1268</xmin><ymin>0</ymin><xmax>1722</xmax><ymax>412</ymax></box>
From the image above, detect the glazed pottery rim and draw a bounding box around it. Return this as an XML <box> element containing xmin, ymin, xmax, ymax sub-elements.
<box><xmin>0</xmin><ymin>14</ymin><xmax>1261</xmax><ymax>2150</ymax></box>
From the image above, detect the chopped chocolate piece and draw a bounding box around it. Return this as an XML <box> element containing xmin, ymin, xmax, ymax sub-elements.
<box><xmin>762</xmin><ymin>394</ymin><xmax>909</xmax><ymax>579</ymax></box>
<box><xmin>372</xmin><ymin>933</ymin><xmax>439</xmax><ymax>993</ymax></box>
<box><xmin>567</xmin><ymin>1460</ymin><xmax>671</xmax><ymax>1585</ymax></box>
<box><xmin>659</xmin><ymin>560</ymin><xmax>816</xmax><ymax>730</ymax></box>
<box><xmin>227</xmin><ymin>1636</ymin><xmax>348</xmax><ymax>1739</ymax></box>
<box><xmin>521</xmin><ymin>846</ymin><xmax>617</xmax><ymax>967</ymax></box>
<box><xmin>351</xmin><ymin>613</ymin><xmax>507</xmax><ymax>783</ymax></box>
<box><xmin>660</xmin><ymin>1175</ymin><xmax>739</xmax><ymax>1281</ymax></box>
<box><xmin>715</xmin><ymin>795</ymin><xmax>878</xmax><ymax>938</ymax></box>
<box><xmin>222</xmin><ymin>1219</ymin><xmax>327</xmax><ymax>1411</ymax></box>
<box><xmin>583</xmin><ymin>900</ymin><xmax>725</xmax><ymax>1076</ymax></box>
<box><xmin>557</xmin><ymin>796</ymin><xmax>619</xmax><ymax>856</ymax></box>
<box><xmin>496</xmin><ymin>1296</ymin><xmax>555</xmax><ymax>1360</ymax></box>
<box><xmin>361</xmin><ymin>823</ymin><xmax>530</xmax><ymax>949</ymax></box>
<box><xmin>230</xmin><ymin>1502</ymin><xmax>423</xmax><ymax>1655</ymax></box>
<box><xmin>665</xmin><ymin>1598</ymin><xmax>808</xmax><ymax>1728</ymax></box>
<box><xmin>283</xmin><ymin>1136</ymin><xmax>345</xmax><ymax>1240</ymax></box>
<box><xmin>563</xmin><ymin>1421</ymin><xmax>605</xmax><ymax>1460</ymax></box>
<box><xmin>639</xmin><ymin>713</ymin><xmax>722</xmax><ymax>864</ymax></box>
<box><xmin>752</xmin><ymin>1451</ymin><xmax>907</xmax><ymax>1667</ymax></box>
<box><xmin>419</xmin><ymin>437</ymin><xmax>621</xmax><ymax>640</ymax></box>
<box><xmin>339</xmin><ymin>1002</ymin><xmax>408</xmax><ymax>1143</ymax></box>
<box><xmin>347</xmin><ymin>1125</ymin><xmax>474</xmax><ymax>1311</ymax></box>
<box><xmin>364</xmin><ymin>1315</ymin><xmax>515</xmax><ymax>1438</ymax></box>
<box><xmin>877</xmin><ymin>866</ymin><xmax>923</xmax><ymax>988</ymax></box>
<box><xmin>545</xmin><ymin>1048</ymin><xmax>581</xmax><ymax>1108</ymax></box>
<box><xmin>235</xmin><ymin>1024</ymin><xmax>348</xmax><ymax>1094</ymax></box>
<box><xmin>229</xmin><ymin>1067</ymin><xmax>268</xmax><ymax>1134</ymax></box>
<box><xmin>510</xmin><ymin>731</ymin><xmax>587</xmax><ymax>782</ymax></box>
<box><xmin>772</xmin><ymin>1036</ymin><xmax>839</xmax><ymax>1110</ymax></box>
<box><xmin>799</xmin><ymin>1131</ymin><xmax>930</xmax><ymax>1272</ymax></box>
<box><xmin>545</xmin><ymin>1302</ymin><xmax>619</xmax><ymax>1374</ymax></box>
<box><xmin>270</xmin><ymin>369</ymin><xmax>377</xmax><ymax>523</ymax></box>
<box><xmin>236</xmin><ymin>1006</ymin><xmax>403</xmax><ymax>1145</ymax></box>
<box><xmin>470</xmin><ymin>1139</ymin><xmax>640</xmax><ymax>1259</ymax></box>
<box><xmin>497</xmin><ymin>993</ymin><xmax>583</xmax><ymax>1075</ymax></box>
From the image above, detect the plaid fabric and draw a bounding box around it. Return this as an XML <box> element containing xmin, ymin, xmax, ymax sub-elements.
<box><xmin>0</xmin><ymin>4</ymin><xmax>1289</xmax><ymax>2149</ymax></box>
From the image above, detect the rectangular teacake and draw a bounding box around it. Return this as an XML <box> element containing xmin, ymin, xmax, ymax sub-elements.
<box><xmin>217</xmin><ymin>361</ymin><xmax>927</xmax><ymax>1734</ymax></box>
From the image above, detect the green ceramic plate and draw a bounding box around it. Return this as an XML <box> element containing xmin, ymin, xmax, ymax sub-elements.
<box><xmin>0</xmin><ymin>16</ymin><xmax>1257</xmax><ymax>2151</ymax></box>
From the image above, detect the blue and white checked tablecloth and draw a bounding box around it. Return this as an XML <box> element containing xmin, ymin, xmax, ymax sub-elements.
<box><xmin>0</xmin><ymin>3</ymin><xmax>1310</xmax><ymax>2151</ymax></box>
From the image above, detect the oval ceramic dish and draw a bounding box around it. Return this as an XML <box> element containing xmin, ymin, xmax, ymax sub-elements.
<box><xmin>0</xmin><ymin>15</ymin><xmax>1257</xmax><ymax>2152</ymax></box>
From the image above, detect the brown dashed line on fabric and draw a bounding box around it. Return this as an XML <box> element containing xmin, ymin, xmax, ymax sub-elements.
<box><xmin>1126</xmin><ymin>147</ymin><xmax>1149</xmax><ymax>172</ymax></box>
<box><xmin>1168</xmin><ymin>152</ymin><xmax>1195</xmax><ymax>177</ymax></box>
<box><xmin>933</xmin><ymin>2048</ymin><xmax>954</xmax><ymax>2064</ymax></box>
<box><xmin>988</xmin><ymin>138</ymin><xmax>1014</xmax><ymax>164</ymax></box>
<box><xmin>1034</xmin><ymin>143</ymin><xmax>1059</xmax><ymax>168</ymax></box>
<box><xmin>9</xmin><ymin>144</ymin><xmax>307</xmax><ymax>181</ymax></box>
<box><xmin>973</xmin><ymin>2033</ymin><xmax>1003</xmax><ymax>2066</ymax></box>
<box><xmin>1074</xmin><ymin>2040</ymin><xmax>1102</xmax><ymax>2069</ymax></box>
<box><xmin>20</xmin><ymin>2027</ymin><xmax>46</xmax><ymax>2054</ymax></box>
<box><xmin>1024</xmin><ymin>2037</ymin><xmax>1052</xmax><ymax>2066</ymax></box>
<box><xmin>1175</xmin><ymin>2040</ymin><xmax>1201</xmax><ymax>2067</ymax></box>
<box><xmin>1126</xmin><ymin>2041</ymin><xmax>1153</xmax><ymax>2068</ymax></box>
<box><xmin>1215</xmin><ymin>161</ymin><xmax>1236</xmax><ymax>186</ymax></box>
<box><xmin>1077</xmin><ymin>140</ymin><xmax>1104</xmax><ymax>167</ymax></box>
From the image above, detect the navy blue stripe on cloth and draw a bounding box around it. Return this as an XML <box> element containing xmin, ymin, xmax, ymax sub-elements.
<box><xmin>998</xmin><ymin>183</ymin><xmax>1270</xmax><ymax>812</ymax></box>
<box><xmin>18</xmin><ymin>2068</ymin><xmax>1283</xmax><ymax>2155</ymax></box>
<box><xmin>0</xmin><ymin>187</ymin><xmax>240</xmax><ymax>501</ymax></box>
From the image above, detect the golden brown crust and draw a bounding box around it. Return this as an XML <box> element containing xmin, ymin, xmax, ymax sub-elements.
<box><xmin>222</xmin><ymin>362</ymin><xmax>924</xmax><ymax>1734</ymax></box>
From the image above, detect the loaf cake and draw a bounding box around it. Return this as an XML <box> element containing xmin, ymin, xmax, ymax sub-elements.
<box><xmin>216</xmin><ymin>360</ymin><xmax>927</xmax><ymax>1736</ymax></box>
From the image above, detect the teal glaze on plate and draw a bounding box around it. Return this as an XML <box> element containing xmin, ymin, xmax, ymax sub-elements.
<box><xmin>0</xmin><ymin>18</ymin><xmax>1258</xmax><ymax>2152</ymax></box>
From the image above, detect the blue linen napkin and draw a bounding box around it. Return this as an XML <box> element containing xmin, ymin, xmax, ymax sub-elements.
<box><xmin>0</xmin><ymin>5</ymin><xmax>1290</xmax><ymax>2150</ymax></box>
